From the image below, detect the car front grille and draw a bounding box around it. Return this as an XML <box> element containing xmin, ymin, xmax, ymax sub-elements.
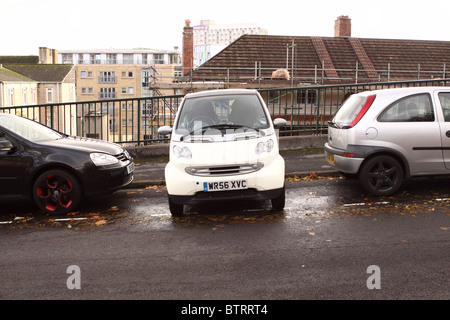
<box><xmin>115</xmin><ymin>151</ymin><xmax>130</xmax><ymax>162</ymax></box>
<box><xmin>185</xmin><ymin>162</ymin><xmax>264</xmax><ymax>177</ymax></box>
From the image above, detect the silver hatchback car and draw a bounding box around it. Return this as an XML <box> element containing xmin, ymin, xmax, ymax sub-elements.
<box><xmin>324</xmin><ymin>86</ymin><xmax>450</xmax><ymax>196</ymax></box>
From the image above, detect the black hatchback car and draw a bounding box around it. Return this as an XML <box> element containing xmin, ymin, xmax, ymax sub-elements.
<box><xmin>0</xmin><ymin>113</ymin><xmax>134</xmax><ymax>214</ymax></box>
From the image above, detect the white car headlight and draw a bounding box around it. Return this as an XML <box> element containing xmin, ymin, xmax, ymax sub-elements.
<box><xmin>90</xmin><ymin>153</ymin><xmax>119</xmax><ymax>166</ymax></box>
<box><xmin>255</xmin><ymin>139</ymin><xmax>274</xmax><ymax>155</ymax></box>
<box><xmin>173</xmin><ymin>145</ymin><xmax>192</xmax><ymax>160</ymax></box>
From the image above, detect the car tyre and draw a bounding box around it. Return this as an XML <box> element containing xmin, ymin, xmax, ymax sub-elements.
<box><xmin>33</xmin><ymin>169</ymin><xmax>82</xmax><ymax>215</ymax></box>
<box><xmin>359</xmin><ymin>155</ymin><xmax>403</xmax><ymax>196</ymax></box>
<box><xmin>168</xmin><ymin>196</ymin><xmax>184</xmax><ymax>216</ymax></box>
<box><xmin>271</xmin><ymin>186</ymin><xmax>285</xmax><ymax>210</ymax></box>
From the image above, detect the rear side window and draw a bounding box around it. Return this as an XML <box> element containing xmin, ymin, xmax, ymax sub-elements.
<box><xmin>378</xmin><ymin>93</ymin><xmax>434</xmax><ymax>122</ymax></box>
<box><xmin>438</xmin><ymin>92</ymin><xmax>450</xmax><ymax>121</ymax></box>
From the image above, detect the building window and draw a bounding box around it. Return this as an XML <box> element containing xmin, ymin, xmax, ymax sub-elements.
<box><xmin>142</xmin><ymin>69</ymin><xmax>153</xmax><ymax>87</ymax></box>
<box><xmin>90</xmin><ymin>54</ymin><xmax>101</xmax><ymax>64</ymax></box>
<box><xmin>99</xmin><ymin>71</ymin><xmax>116</xmax><ymax>83</ymax></box>
<box><xmin>8</xmin><ymin>89</ymin><xmax>14</xmax><ymax>106</ymax></box>
<box><xmin>81</xmin><ymin>71</ymin><xmax>86</xmax><ymax>78</ymax></box>
<box><xmin>106</xmin><ymin>54</ymin><xmax>117</xmax><ymax>64</ymax></box>
<box><xmin>31</xmin><ymin>88</ymin><xmax>36</xmax><ymax>104</ymax></box>
<box><xmin>46</xmin><ymin>88</ymin><xmax>53</xmax><ymax>103</ymax></box>
<box><xmin>121</xmin><ymin>71</ymin><xmax>134</xmax><ymax>78</ymax></box>
<box><xmin>123</xmin><ymin>54</ymin><xmax>133</xmax><ymax>64</ymax></box>
<box><xmin>128</xmin><ymin>87</ymin><xmax>134</xmax><ymax>94</ymax></box>
<box><xmin>22</xmin><ymin>88</ymin><xmax>27</xmax><ymax>105</ymax></box>
<box><xmin>82</xmin><ymin>87</ymin><xmax>93</xmax><ymax>95</ymax></box>
<box><xmin>154</xmin><ymin>54</ymin><xmax>164</xmax><ymax>64</ymax></box>
<box><xmin>109</xmin><ymin>119</ymin><xmax>117</xmax><ymax>131</ymax></box>
<box><xmin>62</xmin><ymin>53</ymin><xmax>73</xmax><ymax>64</ymax></box>
<box><xmin>99</xmin><ymin>88</ymin><xmax>116</xmax><ymax>99</ymax></box>
<box><xmin>78</xmin><ymin>54</ymin><xmax>84</xmax><ymax>64</ymax></box>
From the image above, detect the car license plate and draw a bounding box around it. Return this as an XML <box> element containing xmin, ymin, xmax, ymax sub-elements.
<box><xmin>203</xmin><ymin>180</ymin><xmax>247</xmax><ymax>192</ymax></box>
<box><xmin>327</xmin><ymin>152</ymin><xmax>335</xmax><ymax>164</ymax></box>
<box><xmin>127</xmin><ymin>162</ymin><xmax>135</xmax><ymax>174</ymax></box>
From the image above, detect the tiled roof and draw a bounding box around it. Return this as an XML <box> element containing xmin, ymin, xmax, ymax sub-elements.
<box><xmin>0</xmin><ymin>67</ymin><xmax>36</xmax><ymax>82</ymax></box>
<box><xmin>0</xmin><ymin>56</ymin><xmax>39</xmax><ymax>64</ymax></box>
<box><xmin>4</xmin><ymin>64</ymin><xmax>74</xmax><ymax>82</ymax></box>
<box><xmin>191</xmin><ymin>35</ymin><xmax>450</xmax><ymax>83</ymax></box>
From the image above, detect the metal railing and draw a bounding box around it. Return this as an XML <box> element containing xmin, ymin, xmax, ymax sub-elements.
<box><xmin>184</xmin><ymin>63</ymin><xmax>450</xmax><ymax>85</ymax></box>
<box><xmin>1</xmin><ymin>78</ymin><xmax>449</xmax><ymax>146</ymax></box>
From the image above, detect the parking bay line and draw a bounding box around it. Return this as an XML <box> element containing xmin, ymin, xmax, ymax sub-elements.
<box><xmin>343</xmin><ymin>201</ymin><xmax>390</xmax><ymax>207</ymax></box>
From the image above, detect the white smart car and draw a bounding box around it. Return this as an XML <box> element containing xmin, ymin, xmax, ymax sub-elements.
<box><xmin>158</xmin><ymin>89</ymin><xmax>286</xmax><ymax>215</ymax></box>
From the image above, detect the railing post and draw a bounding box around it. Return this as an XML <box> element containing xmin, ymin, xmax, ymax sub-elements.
<box><xmin>137</xmin><ymin>99</ymin><xmax>141</xmax><ymax>146</ymax></box>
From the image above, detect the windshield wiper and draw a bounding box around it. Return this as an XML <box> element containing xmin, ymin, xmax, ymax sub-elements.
<box><xmin>180</xmin><ymin>124</ymin><xmax>265</xmax><ymax>141</ymax></box>
<box><xmin>328</xmin><ymin>120</ymin><xmax>337</xmax><ymax>127</ymax></box>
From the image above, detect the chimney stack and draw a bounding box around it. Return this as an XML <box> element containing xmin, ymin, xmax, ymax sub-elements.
<box><xmin>39</xmin><ymin>47</ymin><xmax>58</xmax><ymax>64</ymax></box>
<box><xmin>334</xmin><ymin>15</ymin><xmax>351</xmax><ymax>37</ymax></box>
<box><xmin>182</xmin><ymin>19</ymin><xmax>194</xmax><ymax>75</ymax></box>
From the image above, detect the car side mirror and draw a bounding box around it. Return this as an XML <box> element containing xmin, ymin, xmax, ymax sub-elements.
<box><xmin>273</xmin><ymin>118</ymin><xmax>287</xmax><ymax>128</ymax></box>
<box><xmin>158</xmin><ymin>126</ymin><xmax>173</xmax><ymax>136</ymax></box>
<box><xmin>0</xmin><ymin>140</ymin><xmax>13</xmax><ymax>152</ymax></box>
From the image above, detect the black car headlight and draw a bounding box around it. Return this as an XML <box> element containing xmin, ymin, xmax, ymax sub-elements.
<box><xmin>90</xmin><ymin>153</ymin><xmax>119</xmax><ymax>166</ymax></box>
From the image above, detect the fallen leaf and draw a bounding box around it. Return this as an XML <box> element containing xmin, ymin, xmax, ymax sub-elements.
<box><xmin>95</xmin><ymin>220</ymin><xmax>107</xmax><ymax>226</ymax></box>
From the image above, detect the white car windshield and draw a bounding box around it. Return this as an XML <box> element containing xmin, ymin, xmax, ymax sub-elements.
<box><xmin>0</xmin><ymin>114</ymin><xmax>63</xmax><ymax>142</ymax></box>
<box><xmin>175</xmin><ymin>94</ymin><xmax>269</xmax><ymax>135</ymax></box>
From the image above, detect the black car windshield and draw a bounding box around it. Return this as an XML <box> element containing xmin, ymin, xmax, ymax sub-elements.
<box><xmin>0</xmin><ymin>114</ymin><xmax>63</xmax><ymax>142</ymax></box>
<box><xmin>175</xmin><ymin>94</ymin><xmax>269</xmax><ymax>135</ymax></box>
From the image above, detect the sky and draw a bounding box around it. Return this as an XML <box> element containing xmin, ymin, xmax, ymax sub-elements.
<box><xmin>2</xmin><ymin>0</ymin><xmax>450</xmax><ymax>56</ymax></box>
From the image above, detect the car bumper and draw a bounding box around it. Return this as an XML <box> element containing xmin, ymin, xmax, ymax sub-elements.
<box><xmin>324</xmin><ymin>143</ymin><xmax>364</xmax><ymax>174</ymax></box>
<box><xmin>165</xmin><ymin>155</ymin><xmax>285</xmax><ymax>204</ymax></box>
<box><xmin>169</xmin><ymin>187</ymin><xmax>284</xmax><ymax>205</ymax></box>
<box><xmin>83</xmin><ymin>162</ymin><xmax>134</xmax><ymax>196</ymax></box>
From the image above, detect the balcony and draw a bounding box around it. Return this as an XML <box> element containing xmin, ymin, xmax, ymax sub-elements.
<box><xmin>98</xmin><ymin>76</ymin><xmax>116</xmax><ymax>84</ymax></box>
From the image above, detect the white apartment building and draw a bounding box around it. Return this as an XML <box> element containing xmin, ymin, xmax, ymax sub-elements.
<box><xmin>193</xmin><ymin>20</ymin><xmax>268</xmax><ymax>67</ymax></box>
<box><xmin>58</xmin><ymin>48</ymin><xmax>181</xmax><ymax>66</ymax></box>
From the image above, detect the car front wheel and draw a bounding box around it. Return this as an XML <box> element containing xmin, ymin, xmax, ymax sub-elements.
<box><xmin>359</xmin><ymin>155</ymin><xmax>403</xmax><ymax>196</ymax></box>
<box><xmin>271</xmin><ymin>186</ymin><xmax>285</xmax><ymax>210</ymax></box>
<box><xmin>33</xmin><ymin>169</ymin><xmax>82</xmax><ymax>215</ymax></box>
<box><xmin>168</xmin><ymin>196</ymin><xmax>184</xmax><ymax>216</ymax></box>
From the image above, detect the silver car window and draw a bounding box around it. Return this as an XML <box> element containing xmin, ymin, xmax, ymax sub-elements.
<box><xmin>438</xmin><ymin>93</ymin><xmax>450</xmax><ymax>121</ymax></box>
<box><xmin>378</xmin><ymin>93</ymin><xmax>434</xmax><ymax>122</ymax></box>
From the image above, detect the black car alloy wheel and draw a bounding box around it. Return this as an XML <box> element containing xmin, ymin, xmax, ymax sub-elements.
<box><xmin>33</xmin><ymin>169</ymin><xmax>82</xmax><ymax>214</ymax></box>
<box><xmin>359</xmin><ymin>155</ymin><xmax>403</xmax><ymax>196</ymax></box>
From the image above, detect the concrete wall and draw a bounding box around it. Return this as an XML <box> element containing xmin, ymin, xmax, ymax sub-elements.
<box><xmin>126</xmin><ymin>134</ymin><xmax>328</xmax><ymax>159</ymax></box>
